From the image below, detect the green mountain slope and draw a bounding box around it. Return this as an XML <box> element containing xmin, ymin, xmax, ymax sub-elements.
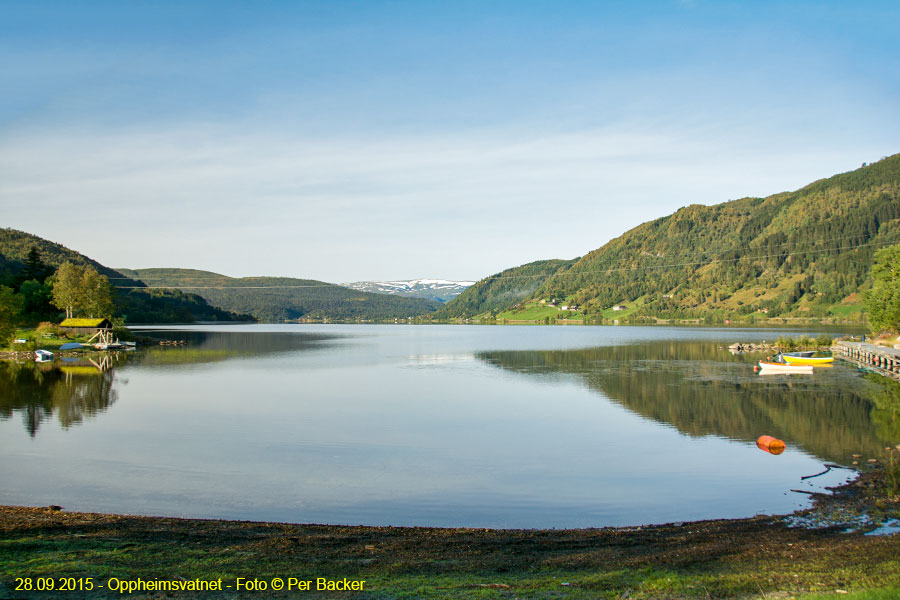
<box><xmin>115</xmin><ymin>268</ymin><xmax>442</xmax><ymax>321</ymax></box>
<box><xmin>450</xmin><ymin>154</ymin><xmax>900</xmax><ymax>320</ymax></box>
<box><xmin>0</xmin><ymin>228</ymin><xmax>251</xmax><ymax>323</ymax></box>
<box><xmin>0</xmin><ymin>228</ymin><xmax>117</xmax><ymax>280</ymax></box>
<box><xmin>433</xmin><ymin>259</ymin><xmax>576</xmax><ymax>318</ymax></box>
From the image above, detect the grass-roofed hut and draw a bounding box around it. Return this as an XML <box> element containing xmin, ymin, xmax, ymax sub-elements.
<box><xmin>59</xmin><ymin>318</ymin><xmax>113</xmax><ymax>335</ymax></box>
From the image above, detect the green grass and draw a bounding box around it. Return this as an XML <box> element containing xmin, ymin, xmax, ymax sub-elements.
<box><xmin>495</xmin><ymin>303</ymin><xmax>584</xmax><ymax>322</ymax></box>
<box><xmin>794</xmin><ymin>589</ymin><xmax>900</xmax><ymax>600</ymax></box>
<box><xmin>830</xmin><ymin>303</ymin><xmax>866</xmax><ymax>317</ymax></box>
<box><xmin>598</xmin><ymin>297</ymin><xmax>645</xmax><ymax>320</ymax></box>
<box><xmin>4</xmin><ymin>328</ymin><xmax>93</xmax><ymax>352</ymax></box>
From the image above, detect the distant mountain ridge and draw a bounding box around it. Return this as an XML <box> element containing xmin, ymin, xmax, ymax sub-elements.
<box><xmin>115</xmin><ymin>268</ymin><xmax>442</xmax><ymax>321</ymax></box>
<box><xmin>438</xmin><ymin>154</ymin><xmax>900</xmax><ymax>321</ymax></box>
<box><xmin>341</xmin><ymin>279</ymin><xmax>474</xmax><ymax>302</ymax></box>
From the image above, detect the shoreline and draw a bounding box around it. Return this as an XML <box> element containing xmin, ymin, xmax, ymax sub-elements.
<box><xmin>3</xmin><ymin>469</ymin><xmax>899</xmax><ymax>599</ymax></box>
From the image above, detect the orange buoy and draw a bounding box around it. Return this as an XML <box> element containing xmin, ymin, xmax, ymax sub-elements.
<box><xmin>757</xmin><ymin>435</ymin><xmax>786</xmax><ymax>455</ymax></box>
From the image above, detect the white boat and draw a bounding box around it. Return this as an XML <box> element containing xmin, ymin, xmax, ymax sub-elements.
<box><xmin>758</xmin><ymin>360</ymin><xmax>813</xmax><ymax>374</ymax></box>
<box><xmin>34</xmin><ymin>349</ymin><xmax>54</xmax><ymax>362</ymax></box>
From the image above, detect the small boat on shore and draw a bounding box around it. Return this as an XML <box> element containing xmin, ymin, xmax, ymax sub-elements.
<box><xmin>758</xmin><ymin>360</ymin><xmax>814</xmax><ymax>374</ymax></box>
<box><xmin>34</xmin><ymin>349</ymin><xmax>54</xmax><ymax>362</ymax></box>
<box><xmin>781</xmin><ymin>351</ymin><xmax>833</xmax><ymax>365</ymax></box>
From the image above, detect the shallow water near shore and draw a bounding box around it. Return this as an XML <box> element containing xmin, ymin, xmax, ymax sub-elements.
<box><xmin>1</xmin><ymin>323</ymin><xmax>893</xmax><ymax>528</ymax></box>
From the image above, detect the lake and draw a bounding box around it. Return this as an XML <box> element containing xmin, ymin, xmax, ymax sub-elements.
<box><xmin>1</xmin><ymin>324</ymin><xmax>895</xmax><ymax>529</ymax></box>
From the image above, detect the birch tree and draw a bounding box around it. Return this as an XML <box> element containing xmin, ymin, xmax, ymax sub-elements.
<box><xmin>51</xmin><ymin>262</ymin><xmax>114</xmax><ymax>319</ymax></box>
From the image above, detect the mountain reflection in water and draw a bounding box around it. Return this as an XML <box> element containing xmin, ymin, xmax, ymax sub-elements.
<box><xmin>477</xmin><ymin>341</ymin><xmax>900</xmax><ymax>465</ymax></box>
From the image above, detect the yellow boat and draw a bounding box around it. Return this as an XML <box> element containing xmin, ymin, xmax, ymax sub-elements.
<box><xmin>781</xmin><ymin>352</ymin><xmax>834</xmax><ymax>365</ymax></box>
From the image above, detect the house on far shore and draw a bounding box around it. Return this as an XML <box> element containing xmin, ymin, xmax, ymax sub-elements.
<box><xmin>59</xmin><ymin>318</ymin><xmax>113</xmax><ymax>335</ymax></box>
<box><xmin>612</xmin><ymin>305</ymin><xmax>628</xmax><ymax>311</ymax></box>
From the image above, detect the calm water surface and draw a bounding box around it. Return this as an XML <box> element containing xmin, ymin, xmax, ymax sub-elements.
<box><xmin>2</xmin><ymin>324</ymin><xmax>896</xmax><ymax>528</ymax></box>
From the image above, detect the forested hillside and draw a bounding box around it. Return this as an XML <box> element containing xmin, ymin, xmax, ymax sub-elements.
<box><xmin>0</xmin><ymin>229</ymin><xmax>251</xmax><ymax>323</ymax></box>
<box><xmin>441</xmin><ymin>154</ymin><xmax>900</xmax><ymax>321</ymax></box>
<box><xmin>433</xmin><ymin>259</ymin><xmax>575</xmax><ymax>318</ymax></box>
<box><xmin>115</xmin><ymin>268</ymin><xmax>442</xmax><ymax>321</ymax></box>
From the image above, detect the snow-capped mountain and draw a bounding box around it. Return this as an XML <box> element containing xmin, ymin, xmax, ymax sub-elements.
<box><xmin>341</xmin><ymin>279</ymin><xmax>474</xmax><ymax>302</ymax></box>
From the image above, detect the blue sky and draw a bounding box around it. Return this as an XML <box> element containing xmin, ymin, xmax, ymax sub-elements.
<box><xmin>1</xmin><ymin>1</ymin><xmax>898</xmax><ymax>282</ymax></box>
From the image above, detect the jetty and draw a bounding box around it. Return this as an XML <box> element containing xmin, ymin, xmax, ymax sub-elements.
<box><xmin>835</xmin><ymin>340</ymin><xmax>900</xmax><ymax>381</ymax></box>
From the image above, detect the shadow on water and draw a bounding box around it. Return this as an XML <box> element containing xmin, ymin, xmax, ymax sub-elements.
<box><xmin>477</xmin><ymin>341</ymin><xmax>900</xmax><ymax>465</ymax></box>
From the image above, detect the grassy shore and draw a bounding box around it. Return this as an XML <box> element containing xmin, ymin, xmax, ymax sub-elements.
<box><xmin>2</xmin><ymin>326</ymin><xmax>132</xmax><ymax>353</ymax></box>
<box><xmin>2</xmin><ymin>465</ymin><xmax>899</xmax><ymax>600</ymax></box>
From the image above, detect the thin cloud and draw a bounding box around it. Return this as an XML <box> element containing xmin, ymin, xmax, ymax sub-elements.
<box><xmin>0</xmin><ymin>121</ymin><xmax>887</xmax><ymax>280</ymax></box>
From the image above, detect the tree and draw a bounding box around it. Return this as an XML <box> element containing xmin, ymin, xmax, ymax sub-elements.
<box><xmin>80</xmin><ymin>267</ymin><xmax>114</xmax><ymax>318</ymax></box>
<box><xmin>0</xmin><ymin>286</ymin><xmax>23</xmax><ymax>347</ymax></box>
<box><xmin>50</xmin><ymin>262</ymin><xmax>114</xmax><ymax>319</ymax></box>
<box><xmin>51</xmin><ymin>262</ymin><xmax>83</xmax><ymax>319</ymax></box>
<box><xmin>20</xmin><ymin>246</ymin><xmax>51</xmax><ymax>284</ymax></box>
<box><xmin>18</xmin><ymin>279</ymin><xmax>55</xmax><ymax>321</ymax></box>
<box><xmin>865</xmin><ymin>243</ymin><xmax>900</xmax><ymax>333</ymax></box>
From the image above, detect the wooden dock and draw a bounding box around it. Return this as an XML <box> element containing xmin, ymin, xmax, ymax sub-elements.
<box><xmin>835</xmin><ymin>340</ymin><xmax>900</xmax><ymax>381</ymax></box>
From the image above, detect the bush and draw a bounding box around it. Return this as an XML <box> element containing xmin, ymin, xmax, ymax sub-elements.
<box><xmin>777</xmin><ymin>335</ymin><xmax>796</xmax><ymax>351</ymax></box>
<box><xmin>35</xmin><ymin>321</ymin><xmax>60</xmax><ymax>339</ymax></box>
<box><xmin>816</xmin><ymin>334</ymin><xmax>833</xmax><ymax>347</ymax></box>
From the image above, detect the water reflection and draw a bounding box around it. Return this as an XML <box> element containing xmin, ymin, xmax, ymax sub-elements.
<box><xmin>2</xmin><ymin>326</ymin><xmax>893</xmax><ymax>527</ymax></box>
<box><xmin>0</xmin><ymin>356</ymin><xmax>121</xmax><ymax>437</ymax></box>
<box><xmin>863</xmin><ymin>373</ymin><xmax>900</xmax><ymax>444</ymax></box>
<box><xmin>130</xmin><ymin>330</ymin><xmax>338</xmax><ymax>366</ymax></box>
<box><xmin>0</xmin><ymin>330</ymin><xmax>338</xmax><ymax>436</ymax></box>
<box><xmin>478</xmin><ymin>341</ymin><xmax>900</xmax><ymax>464</ymax></box>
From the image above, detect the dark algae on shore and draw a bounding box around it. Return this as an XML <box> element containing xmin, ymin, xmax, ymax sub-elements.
<box><xmin>2</xmin><ymin>466</ymin><xmax>900</xmax><ymax>600</ymax></box>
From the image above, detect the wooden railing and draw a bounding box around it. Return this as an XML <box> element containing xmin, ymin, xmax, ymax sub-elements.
<box><xmin>834</xmin><ymin>340</ymin><xmax>900</xmax><ymax>381</ymax></box>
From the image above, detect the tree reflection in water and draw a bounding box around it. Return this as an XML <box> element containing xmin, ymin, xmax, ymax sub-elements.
<box><xmin>478</xmin><ymin>341</ymin><xmax>900</xmax><ymax>465</ymax></box>
<box><xmin>0</xmin><ymin>354</ymin><xmax>121</xmax><ymax>437</ymax></box>
<box><xmin>1</xmin><ymin>330</ymin><xmax>337</xmax><ymax>436</ymax></box>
